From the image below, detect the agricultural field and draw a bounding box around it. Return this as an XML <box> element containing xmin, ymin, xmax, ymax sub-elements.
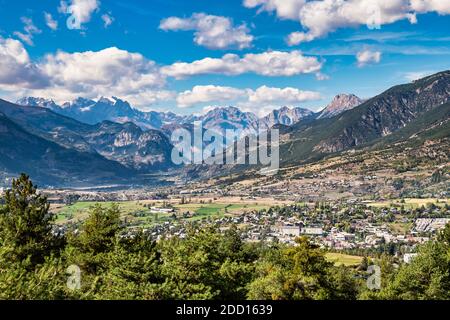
<box><xmin>366</xmin><ymin>198</ymin><xmax>449</xmax><ymax>210</ymax></box>
<box><xmin>325</xmin><ymin>253</ymin><xmax>363</xmax><ymax>267</ymax></box>
<box><xmin>52</xmin><ymin>198</ymin><xmax>279</xmax><ymax>227</ymax></box>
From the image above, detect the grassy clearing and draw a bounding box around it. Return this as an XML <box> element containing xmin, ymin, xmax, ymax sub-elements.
<box><xmin>388</xmin><ymin>221</ymin><xmax>413</xmax><ymax>235</ymax></box>
<box><xmin>55</xmin><ymin>201</ymin><xmax>152</xmax><ymax>224</ymax></box>
<box><xmin>325</xmin><ymin>253</ymin><xmax>363</xmax><ymax>267</ymax></box>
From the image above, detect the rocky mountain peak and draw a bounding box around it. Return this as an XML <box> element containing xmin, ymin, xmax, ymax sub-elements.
<box><xmin>63</xmin><ymin>97</ymin><xmax>95</xmax><ymax>109</ymax></box>
<box><xmin>318</xmin><ymin>94</ymin><xmax>363</xmax><ymax>119</ymax></box>
<box><xmin>260</xmin><ymin>106</ymin><xmax>314</xmax><ymax>128</ymax></box>
<box><xmin>16</xmin><ymin>97</ymin><xmax>57</xmax><ymax>108</ymax></box>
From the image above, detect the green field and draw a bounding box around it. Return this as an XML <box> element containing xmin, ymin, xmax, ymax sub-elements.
<box><xmin>54</xmin><ymin>200</ymin><xmax>271</xmax><ymax>226</ymax></box>
<box><xmin>367</xmin><ymin>198</ymin><xmax>449</xmax><ymax>210</ymax></box>
<box><xmin>325</xmin><ymin>253</ymin><xmax>363</xmax><ymax>267</ymax></box>
<box><xmin>55</xmin><ymin>201</ymin><xmax>154</xmax><ymax>224</ymax></box>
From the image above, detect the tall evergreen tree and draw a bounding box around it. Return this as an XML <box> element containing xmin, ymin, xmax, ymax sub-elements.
<box><xmin>0</xmin><ymin>174</ymin><xmax>55</xmax><ymax>266</ymax></box>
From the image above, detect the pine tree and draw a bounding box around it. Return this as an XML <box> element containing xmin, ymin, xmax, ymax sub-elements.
<box><xmin>66</xmin><ymin>204</ymin><xmax>122</xmax><ymax>275</ymax></box>
<box><xmin>0</xmin><ymin>174</ymin><xmax>55</xmax><ymax>266</ymax></box>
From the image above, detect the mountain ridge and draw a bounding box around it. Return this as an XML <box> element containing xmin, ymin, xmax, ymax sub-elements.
<box><xmin>0</xmin><ymin>111</ymin><xmax>133</xmax><ymax>187</ymax></box>
<box><xmin>281</xmin><ymin>70</ymin><xmax>450</xmax><ymax>166</ymax></box>
<box><xmin>17</xmin><ymin>97</ymin><xmax>334</xmax><ymax>133</ymax></box>
<box><xmin>0</xmin><ymin>99</ymin><xmax>174</xmax><ymax>172</ymax></box>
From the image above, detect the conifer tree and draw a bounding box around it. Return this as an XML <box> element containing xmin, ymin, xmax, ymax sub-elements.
<box><xmin>0</xmin><ymin>173</ymin><xmax>55</xmax><ymax>266</ymax></box>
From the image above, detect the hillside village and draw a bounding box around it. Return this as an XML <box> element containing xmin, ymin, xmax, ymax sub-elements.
<box><xmin>136</xmin><ymin>200</ymin><xmax>450</xmax><ymax>257</ymax></box>
<box><xmin>40</xmin><ymin>179</ymin><xmax>450</xmax><ymax>263</ymax></box>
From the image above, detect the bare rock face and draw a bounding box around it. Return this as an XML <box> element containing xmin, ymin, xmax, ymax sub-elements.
<box><xmin>317</xmin><ymin>94</ymin><xmax>364</xmax><ymax>119</ymax></box>
<box><xmin>260</xmin><ymin>106</ymin><xmax>314</xmax><ymax>128</ymax></box>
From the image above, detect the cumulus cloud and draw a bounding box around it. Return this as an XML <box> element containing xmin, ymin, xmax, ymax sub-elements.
<box><xmin>159</xmin><ymin>13</ymin><xmax>253</xmax><ymax>50</ymax></box>
<box><xmin>286</xmin><ymin>31</ymin><xmax>315</xmax><ymax>46</ymax></box>
<box><xmin>118</xmin><ymin>90</ymin><xmax>176</xmax><ymax>109</ymax></box>
<box><xmin>0</xmin><ymin>40</ymin><xmax>168</xmax><ymax>105</ymax></box>
<box><xmin>0</xmin><ymin>38</ymin><xmax>49</xmax><ymax>89</ymax></box>
<box><xmin>244</xmin><ymin>0</ymin><xmax>450</xmax><ymax>43</ymax></box>
<box><xmin>0</xmin><ymin>38</ymin><xmax>324</xmax><ymax>108</ymax></box>
<box><xmin>0</xmin><ymin>34</ymin><xmax>324</xmax><ymax>109</ymax></box>
<box><xmin>411</xmin><ymin>0</ymin><xmax>450</xmax><ymax>14</ymax></box>
<box><xmin>175</xmin><ymin>84</ymin><xmax>321</xmax><ymax>108</ymax></box>
<box><xmin>162</xmin><ymin>50</ymin><xmax>322</xmax><ymax>79</ymax></box>
<box><xmin>44</xmin><ymin>12</ymin><xmax>58</xmax><ymax>30</ymax></box>
<box><xmin>177</xmin><ymin>85</ymin><xmax>246</xmax><ymax>108</ymax></box>
<box><xmin>247</xmin><ymin>85</ymin><xmax>321</xmax><ymax>104</ymax></box>
<box><xmin>356</xmin><ymin>50</ymin><xmax>382</xmax><ymax>67</ymax></box>
<box><xmin>40</xmin><ymin>47</ymin><xmax>164</xmax><ymax>92</ymax></box>
<box><xmin>244</xmin><ymin>0</ymin><xmax>306</xmax><ymax>20</ymax></box>
<box><xmin>13</xmin><ymin>17</ymin><xmax>42</xmax><ymax>46</ymax></box>
<box><xmin>59</xmin><ymin>0</ymin><xmax>100</xmax><ymax>30</ymax></box>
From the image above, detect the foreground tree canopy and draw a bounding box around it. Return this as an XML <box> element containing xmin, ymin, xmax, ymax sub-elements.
<box><xmin>0</xmin><ymin>174</ymin><xmax>449</xmax><ymax>300</ymax></box>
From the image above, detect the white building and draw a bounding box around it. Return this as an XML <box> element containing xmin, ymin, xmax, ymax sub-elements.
<box><xmin>302</xmin><ymin>227</ymin><xmax>324</xmax><ymax>236</ymax></box>
<box><xmin>280</xmin><ymin>225</ymin><xmax>301</xmax><ymax>237</ymax></box>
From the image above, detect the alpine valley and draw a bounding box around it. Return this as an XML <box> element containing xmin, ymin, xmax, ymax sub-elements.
<box><xmin>0</xmin><ymin>71</ymin><xmax>449</xmax><ymax>189</ymax></box>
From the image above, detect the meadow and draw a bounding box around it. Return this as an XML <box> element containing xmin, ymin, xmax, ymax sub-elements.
<box><xmin>325</xmin><ymin>253</ymin><xmax>363</xmax><ymax>267</ymax></box>
<box><xmin>53</xmin><ymin>198</ymin><xmax>278</xmax><ymax>227</ymax></box>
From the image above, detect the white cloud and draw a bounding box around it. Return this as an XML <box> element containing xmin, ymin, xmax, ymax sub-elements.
<box><xmin>243</xmin><ymin>0</ymin><xmax>306</xmax><ymax>20</ymax></box>
<box><xmin>44</xmin><ymin>12</ymin><xmax>58</xmax><ymax>30</ymax></box>
<box><xmin>0</xmin><ymin>39</ymin><xmax>323</xmax><ymax>108</ymax></box>
<box><xmin>120</xmin><ymin>90</ymin><xmax>176</xmax><ymax>109</ymax></box>
<box><xmin>247</xmin><ymin>85</ymin><xmax>321</xmax><ymax>104</ymax></box>
<box><xmin>177</xmin><ymin>85</ymin><xmax>246</xmax><ymax>108</ymax></box>
<box><xmin>39</xmin><ymin>47</ymin><xmax>165</xmax><ymax>101</ymax></box>
<box><xmin>0</xmin><ymin>37</ymin><xmax>48</xmax><ymax>89</ymax></box>
<box><xmin>356</xmin><ymin>50</ymin><xmax>382</xmax><ymax>67</ymax></box>
<box><xmin>411</xmin><ymin>0</ymin><xmax>450</xmax><ymax>14</ymax></box>
<box><xmin>286</xmin><ymin>31</ymin><xmax>315</xmax><ymax>46</ymax></box>
<box><xmin>160</xmin><ymin>13</ymin><xmax>253</xmax><ymax>50</ymax></box>
<box><xmin>101</xmin><ymin>13</ymin><xmax>114</xmax><ymax>28</ymax></box>
<box><xmin>13</xmin><ymin>17</ymin><xmax>42</xmax><ymax>46</ymax></box>
<box><xmin>0</xmin><ymin>41</ymin><xmax>168</xmax><ymax>105</ymax></box>
<box><xmin>162</xmin><ymin>50</ymin><xmax>322</xmax><ymax>79</ymax></box>
<box><xmin>59</xmin><ymin>0</ymin><xmax>100</xmax><ymax>30</ymax></box>
<box><xmin>0</xmin><ymin>36</ymin><xmax>323</xmax><ymax>109</ymax></box>
<box><xmin>176</xmin><ymin>84</ymin><xmax>321</xmax><ymax>109</ymax></box>
<box><xmin>244</xmin><ymin>0</ymin><xmax>450</xmax><ymax>43</ymax></box>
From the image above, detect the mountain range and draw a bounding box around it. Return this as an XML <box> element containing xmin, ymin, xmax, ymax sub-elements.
<box><xmin>0</xmin><ymin>99</ymin><xmax>174</xmax><ymax>186</ymax></box>
<box><xmin>17</xmin><ymin>94</ymin><xmax>362</xmax><ymax>134</ymax></box>
<box><xmin>3</xmin><ymin>71</ymin><xmax>449</xmax><ymax>187</ymax></box>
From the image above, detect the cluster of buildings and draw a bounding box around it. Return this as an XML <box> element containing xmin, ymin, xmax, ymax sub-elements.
<box><xmin>414</xmin><ymin>218</ymin><xmax>450</xmax><ymax>232</ymax></box>
<box><xmin>137</xmin><ymin>201</ymin><xmax>450</xmax><ymax>254</ymax></box>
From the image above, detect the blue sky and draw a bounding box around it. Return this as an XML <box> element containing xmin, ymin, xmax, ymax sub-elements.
<box><xmin>0</xmin><ymin>0</ymin><xmax>450</xmax><ymax>115</ymax></box>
